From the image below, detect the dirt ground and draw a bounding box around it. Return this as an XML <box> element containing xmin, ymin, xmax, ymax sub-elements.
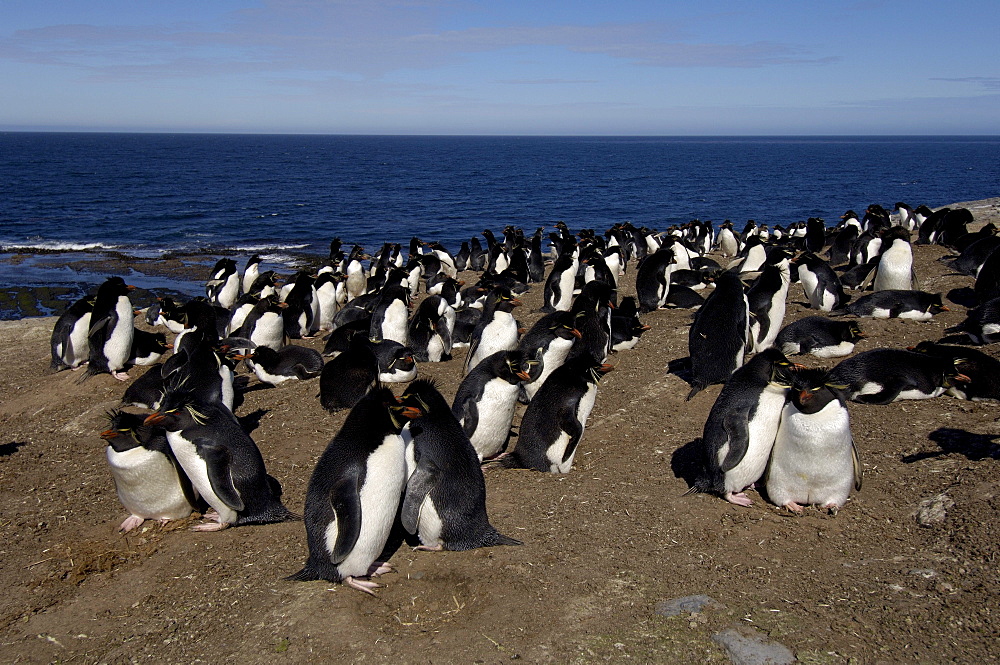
<box><xmin>1</xmin><ymin>198</ymin><xmax>999</xmax><ymax>664</ymax></box>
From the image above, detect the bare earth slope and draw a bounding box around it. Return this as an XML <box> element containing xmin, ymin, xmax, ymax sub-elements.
<box><xmin>1</xmin><ymin>197</ymin><xmax>999</xmax><ymax>664</ymax></box>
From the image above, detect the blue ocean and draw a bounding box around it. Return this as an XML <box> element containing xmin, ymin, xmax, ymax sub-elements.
<box><xmin>1</xmin><ymin>133</ymin><xmax>998</xmax><ymax>319</ymax></box>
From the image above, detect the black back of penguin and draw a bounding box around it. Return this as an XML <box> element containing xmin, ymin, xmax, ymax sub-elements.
<box><xmin>146</xmin><ymin>390</ymin><xmax>296</xmax><ymax>527</ymax></box>
<box><xmin>319</xmin><ymin>331</ymin><xmax>379</xmax><ymax>412</ymax></box>
<box><xmin>86</xmin><ymin>276</ymin><xmax>135</xmax><ymax>378</ymax></box>
<box><xmin>50</xmin><ymin>295</ymin><xmax>94</xmax><ymax>371</ymax></box>
<box><xmin>399</xmin><ymin>380</ymin><xmax>522</xmax><ymax>550</ymax></box>
<box><xmin>686</xmin><ymin>271</ymin><xmax>749</xmax><ymax>399</ymax></box>
<box><xmin>504</xmin><ymin>356</ymin><xmax>612</xmax><ymax>473</ymax></box>
<box><xmin>288</xmin><ymin>387</ymin><xmax>418</xmax><ymax>584</ymax></box>
<box><xmin>908</xmin><ymin>341</ymin><xmax>1000</xmax><ymax>401</ymax></box>
<box><xmin>828</xmin><ymin>348</ymin><xmax>966</xmax><ymax>404</ymax></box>
<box><xmin>775</xmin><ymin>316</ymin><xmax>864</xmax><ymax>358</ymax></box>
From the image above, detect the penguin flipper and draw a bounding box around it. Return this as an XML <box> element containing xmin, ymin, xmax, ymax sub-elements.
<box><xmin>719</xmin><ymin>411</ymin><xmax>751</xmax><ymax>473</ymax></box>
<box><xmin>199</xmin><ymin>440</ymin><xmax>245</xmax><ymax>513</ymax></box>
<box><xmin>329</xmin><ymin>478</ymin><xmax>363</xmax><ymax>564</ymax></box>
<box><xmin>851</xmin><ymin>440</ymin><xmax>863</xmax><ymax>491</ymax></box>
<box><xmin>401</xmin><ymin>463</ymin><xmax>440</xmax><ymax>535</ymax></box>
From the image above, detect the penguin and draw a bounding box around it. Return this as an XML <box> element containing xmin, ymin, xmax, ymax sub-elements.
<box><xmin>894</xmin><ymin>202</ymin><xmax>916</xmax><ymax>231</ymax></box>
<box><xmin>286</xmin><ymin>387</ymin><xmax>421</xmax><ymax>594</ymax></box>
<box><xmin>952</xmin><ymin>233</ymin><xmax>1000</xmax><ymax>277</ymax></box>
<box><xmin>664</xmin><ymin>285</ymin><xmax>706</xmax><ymax>310</ymax></box>
<box><xmin>128</xmin><ymin>329</ymin><xmax>170</xmax><ymax>366</ymax></box>
<box><xmin>314</xmin><ymin>272</ymin><xmax>341</xmax><ymax>331</ymax></box>
<box><xmin>872</xmin><ymin>227</ymin><xmax>917</xmax><ymax>291</ymax></box>
<box><xmin>840</xmin><ymin>257</ymin><xmax>879</xmax><ymax>291</ymax></box>
<box><xmin>206</xmin><ymin>258</ymin><xmax>240</xmax><ymax>309</ymax></box>
<box><xmin>827</xmin><ymin>224</ymin><xmax>859</xmax><ymax>266</ymax></box>
<box><xmin>936</xmin><ymin>208</ymin><xmax>973</xmax><ymax>248</ymax></box>
<box><xmin>398</xmin><ymin>380</ymin><xmax>522</xmax><ymax>551</ymax></box>
<box><xmin>948</xmin><ymin>296</ymin><xmax>1000</xmax><ymax>344</ymax></box>
<box><xmin>845</xmin><ymin>290</ymin><xmax>948</xmax><ymax>321</ymax></box>
<box><xmin>540</xmin><ymin>245</ymin><xmax>579</xmax><ymax>313</ymax></box>
<box><xmin>246</xmin><ymin>269</ymin><xmax>280</xmax><ymax>300</ymax></box>
<box><xmin>344</xmin><ymin>245</ymin><xmax>368</xmax><ymax>301</ymax></box>
<box><xmin>371</xmin><ymin>339</ymin><xmax>417</xmax><ymax>384</ymax></box>
<box><xmin>746</xmin><ymin>253</ymin><xmax>791</xmax><ymax>352</ymax></box>
<box><xmin>567</xmin><ymin>279</ymin><xmax>615</xmax><ymax>364</ymax></box>
<box><xmin>50</xmin><ymin>295</ymin><xmax>94</xmax><ymax>371</ymax></box>
<box><xmin>517</xmin><ymin>310</ymin><xmax>582</xmax><ymax>402</ymax></box>
<box><xmin>463</xmin><ymin>287</ymin><xmax>521</xmax><ymax>374</ymax></box>
<box><xmin>908</xmin><ymin>341</ymin><xmax>1000</xmax><ymax>401</ymax></box>
<box><xmin>716</xmin><ymin>221</ymin><xmax>741</xmax><ymax>257</ymax></box>
<box><xmin>227</xmin><ymin>293</ymin><xmax>259</xmax><ymax>337</ymax></box>
<box><xmin>850</xmin><ymin>230</ymin><xmax>882</xmax><ymax>267</ymax></box>
<box><xmin>144</xmin><ymin>390</ymin><xmax>297</xmax><ymax>530</ymax></box>
<box><xmin>235</xmin><ymin>296</ymin><xmax>287</xmax><ymax>351</ymax></box>
<box><xmin>318</xmin><ymin>332</ymin><xmax>380</xmax><ymax>412</ymax></box>
<box><xmin>828</xmin><ymin>348</ymin><xmax>970</xmax><ymax>404</ymax></box>
<box><xmin>451</xmin><ymin>305</ymin><xmax>482</xmax><ymax>349</ymax></box>
<box><xmin>793</xmin><ymin>253</ymin><xmax>846</xmax><ymax>312</ymax></box>
<box><xmin>805</xmin><ymin>217</ymin><xmax>827</xmax><ymax>254</ymax></box>
<box><xmin>241</xmin><ymin>255</ymin><xmax>262</xmax><ymax>295</ymax></box>
<box><xmin>281</xmin><ymin>271</ymin><xmax>318</xmax><ymax>339</ymax></box>
<box><xmin>502</xmin><ymin>357</ymin><xmax>613</xmax><ymax>473</ymax></box>
<box><xmin>86</xmin><ymin>276</ymin><xmax>136</xmax><ymax>381</ymax></box>
<box><xmin>241</xmin><ymin>344</ymin><xmax>324</xmax><ymax>385</ymax></box>
<box><xmin>686</xmin><ymin>271</ymin><xmax>749</xmax><ymax>400</ymax></box>
<box><xmin>468</xmin><ymin>236</ymin><xmax>486</xmax><ymax>271</ymax></box>
<box><xmin>527</xmin><ymin>228</ymin><xmax>547</xmax><ymax>283</ymax></box>
<box><xmin>100</xmin><ymin>409</ymin><xmax>198</xmax><ymax>532</ymax></box>
<box><xmin>736</xmin><ymin>236</ymin><xmax>767</xmax><ymax>274</ymax></box>
<box><xmin>160</xmin><ymin>332</ymin><xmax>244</xmax><ymax>413</ymax></box>
<box><xmin>407</xmin><ymin>295</ymin><xmax>455</xmax><ymax>362</ymax></box>
<box><xmin>686</xmin><ymin>348</ymin><xmax>798</xmax><ymax>506</ymax></box>
<box><xmin>952</xmin><ymin>222</ymin><xmax>997</xmax><ymax>255</ymax></box>
<box><xmin>454</xmin><ymin>241</ymin><xmax>471</xmax><ymax>272</ymax></box>
<box><xmin>669</xmin><ymin>269</ymin><xmax>712</xmax><ymax>291</ymax></box>
<box><xmin>766</xmin><ymin>368</ymin><xmax>861</xmax><ymax>514</ymax></box>
<box><xmin>610</xmin><ymin>297</ymin><xmax>651</xmax><ymax>352</ymax></box>
<box><xmin>634</xmin><ymin>245</ymin><xmax>676</xmax><ymax>313</ymax></box>
<box><xmin>368</xmin><ymin>284</ymin><xmax>410</xmax><ymax>346</ymax></box>
<box><xmin>974</xmin><ymin>246</ymin><xmax>1000</xmax><ymax>304</ymax></box>
<box><xmin>453</xmin><ymin>349</ymin><xmax>534</xmax><ymax>461</ymax></box>
<box><xmin>121</xmin><ymin>364</ymin><xmax>166</xmax><ymax>410</ymax></box>
<box><xmin>775</xmin><ymin>316</ymin><xmax>865</xmax><ymax>358</ymax></box>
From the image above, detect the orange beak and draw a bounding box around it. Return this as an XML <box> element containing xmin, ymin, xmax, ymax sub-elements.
<box><xmin>143</xmin><ymin>413</ymin><xmax>165</xmax><ymax>426</ymax></box>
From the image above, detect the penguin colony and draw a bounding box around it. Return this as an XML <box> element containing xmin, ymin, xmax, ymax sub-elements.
<box><xmin>49</xmin><ymin>202</ymin><xmax>1000</xmax><ymax>594</ymax></box>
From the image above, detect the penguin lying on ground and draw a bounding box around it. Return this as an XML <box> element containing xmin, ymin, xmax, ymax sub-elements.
<box><xmin>398</xmin><ymin>380</ymin><xmax>522</xmax><ymax>550</ymax></box>
<box><xmin>101</xmin><ymin>410</ymin><xmax>199</xmax><ymax>532</ymax></box>
<box><xmin>828</xmin><ymin>348</ymin><xmax>970</xmax><ymax>404</ymax></box>
<box><xmin>775</xmin><ymin>316</ymin><xmax>865</xmax><ymax>359</ymax></box>
<box><xmin>947</xmin><ymin>297</ymin><xmax>1000</xmax><ymax>344</ymax></box>
<box><xmin>845</xmin><ymin>290</ymin><xmax>948</xmax><ymax>321</ymax></box>
<box><xmin>128</xmin><ymin>329</ymin><xmax>170</xmax><ymax>366</ymax></box>
<box><xmin>240</xmin><ymin>345</ymin><xmax>324</xmax><ymax>385</ymax></box>
<box><xmin>287</xmin><ymin>387</ymin><xmax>422</xmax><ymax>595</ymax></box>
<box><xmin>908</xmin><ymin>341</ymin><xmax>1000</xmax><ymax>401</ymax></box>
<box><xmin>686</xmin><ymin>349</ymin><xmax>798</xmax><ymax>506</ymax></box>
<box><xmin>765</xmin><ymin>369</ymin><xmax>861</xmax><ymax>514</ymax></box>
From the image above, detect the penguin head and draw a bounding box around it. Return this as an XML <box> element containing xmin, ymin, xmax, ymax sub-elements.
<box><xmin>101</xmin><ymin>409</ymin><xmax>150</xmax><ymax>452</ymax></box>
<box><xmin>845</xmin><ymin>321</ymin><xmax>866</xmax><ymax>343</ymax></box>
<box><xmin>928</xmin><ymin>294</ymin><xmax>949</xmax><ymax>314</ymax></box>
<box><xmin>752</xmin><ymin>348</ymin><xmax>799</xmax><ymax>388</ymax></box>
<box><xmin>144</xmin><ymin>390</ymin><xmax>212</xmax><ymax>431</ymax></box>
<box><xmin>789</xmin><ymin>368</ymin><xmax>846</xmax><ymax>414</ymax></box>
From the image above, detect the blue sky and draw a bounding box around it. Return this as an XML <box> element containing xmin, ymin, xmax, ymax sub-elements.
<box><xmin>1</xmin><ymin>0</ymin><xmax>998</xmax><ymax>135</ymax></box>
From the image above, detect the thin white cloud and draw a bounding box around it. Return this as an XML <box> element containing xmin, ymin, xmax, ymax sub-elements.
<box><xmin>931</xmin><ymin>77</ymin><xmax>1000</xmax><ymax>91</ymax></box>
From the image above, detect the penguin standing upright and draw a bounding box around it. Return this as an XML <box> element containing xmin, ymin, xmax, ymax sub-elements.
<box><xmin>766</xmin><ymin>368</ymin><xmax>861</xmax><ymax>513</ymax></box>
<box><xmin>716</xmin><ymin>221</ymin><xmax>741</xmax><ymax>257</ymax></box>
<box><xmin>287</xmin><ymin>388</ymin><xmax>421</xmax><ymax>594</ymax></box>
<box><xmin>686</xmin><ymin>271</ymin><xmax>749</xmax><ymax>399</ymax></box>
<box><xmin>206</xmin><ymin>258</ymin><xmax>240</xmax><ymax>309</ymax></box>
<box><xmin>235</xmin><ymin>296</ymin><xmax>287</xmax><ymax>351</ymax></box>
<box><xmin>687</xmin><ymin>349</ymin><xmax>798</xmax><ymax>505</ymax></box>
<box><xmin>503</xmin><ymin>357</ymin><xmax>612</xmax><ymax>473</ymax></box>
<box><xmin>747</xmin><ymin>252</ymin><xmax>791</xmax><ymax>352</ymax></box>
<box><xmin>344</xmin><ymin>246</ymin><xmax>368</xmax><ymax>301</ymax></box>
<box><xmin>567</xmin><ymin>279</ymin><xmax>614</xmax><ymax>364</ymax></box>
<box><xmin>793</xmin><ymin>253</ymin><xmax>846</xmax><ymax>312</ymax></box>
<box><xmin>541</xmin><ymin>243</ymin><xmax>579</xmax><ymax>312</ymax></box>
<box><xmin>517</xmin><ymin>310</ymin><xmax>581</xmax><ymax>402</ymax></box>
<box><xmin>634</xmin><ymin>245</ymin><xmax>676</xmax><ymax>313</ymax></box>
<box><xmin>144</xmin><ymin>391</ymin><xmax>297</xmax><ymax>531</ymax></box>
<box><xmin>398</xmin><ymin>380</ymin><xmax>522</xmax><ymax>550</ymax></box>
<box><xmin>369</xmin><ymin>284</ymin><xmax>410</xmax><ymax>346</ymax></box>
<box><xmin>610</xmin><ymin>297</ymin><xmax>651</xmax><ymax>352</ymax></box>
<box><xmin>100</xmin><ymin>409</ymin><xmax>199</xmax><ymax>532</ymax></box>
<box><xmin>50</xmin><ymin>295</ymin><xmax>94</xmax><ymax>371</ymax></box>
<box><xmin>463</xmin><ymin>287</ymin><xmax>521</xmax><ymax>373</ymax></box>
<box><xmin>805</xmin><ymin>218</ymin><xmax>827</xmax><ymax>254</ymax></box>
<box><xmin>86</xmin><ymin>276</ymin><xmax>136</xmax><ymax>381</ymax></box>
<box><xmin>314</xmin><ymin>272</ymin><xmax>340</xmax><ymax>331</ymax></box>
<box><xmin>282</xmin><ymin>271</ymin><xmax>318</xmax><ymax>339</ymax></box>
<box><xmin>408</xmin><ymin>295</ymin><xmax>455</xmax><ymax>362</ymax></box>
<box><xmin>241</xmin><ymin>255</ymin><xmax>261</xmax><ymax>295</ymax></box>
<box><xmin>872</xmin><ymin>227</ymin><xmax>917</xmax><ymax>291</ymax></box>
<box><xmin>453</xmin><ymin>349</ymin><xmax>533</xmax><ymax>460</ymax></box>
<box><xmin>319</xmin><ymin>332</ymin><xmax>380</xmax><ymax>412</ymax></box>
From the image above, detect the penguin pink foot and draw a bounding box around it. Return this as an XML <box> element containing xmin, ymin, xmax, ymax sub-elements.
<box><xmin>784</xmin><ymin>502</ymin><xmax>805</xmax><ymax>514</ymax></box>
<box><xmin>112</xmin><ymin>370</ymin><xmax>130</xmax><ymax>382</ymax></box>
<box><xmin>345</xmin><ymin>576</ymin><xmax>381</xmax><ymax>596</ymax></box>
<box><xmin>414</xmin><ymin>544</ymin><xmax>444</xmax><ymax>552</ymax></box>
<box><xmin>367</xmin><ymin>562</ymin><xmax>393</xmax><ymax>577</ymax></box>
<box><xmin>192</xmin><ymin>510</ymin><xmax>229</xmax><ymax>531</ymax></box>
<box><xmin>725</xmin><ymin>491</ymin><xmax>753</xmax><ymax>507</ymax></box>
<box><xmin>119</xmin><ymin>515</ymin><xmax>145</xmax><ymax>532</ymax></box>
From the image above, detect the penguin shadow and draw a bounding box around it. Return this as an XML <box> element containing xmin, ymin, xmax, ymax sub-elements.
<box><xmin>903</xmin><ymin>427</ymin><xmax>1000</xmax><ymax>463</ymax></box>
<box><xmin>946</xmin><ymin>287</ymin><xmax>978</xmax><ymax>309</ymax></box>
<box><xmin>0</xmin><ymin>441</ymin><xmax>28</xmax><ymax>458</ymax></box>
<box><xmin>670</xmin><ymin>438</ymin><xmax>703</xmax><ymax>489</ymax></box>
<box><xmin>236</xmin><ymin>408</ymin><xmax>269</xmax><ymax>436</ymax></box>
<box><xmin>666</xmin><ymin>357</ymin><xmax>693</xmax><ymax>385</ymax></box>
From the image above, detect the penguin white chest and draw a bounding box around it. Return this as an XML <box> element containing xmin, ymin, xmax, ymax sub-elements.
<box><xmin>722</xmin><ymin>385</ymin><xmax>786</xmax><ymax>493</ymax></box>
<box><xmin>67</xmin><ymin>312</ymin><xmax>92</xmax><ymax>366</ymax></box>
<box><xmin>167</xmin><ymin>432</ymin><xmax>239</xmax><ymax>525</ymax></box>
<box><xmin>467</xmin><ymin>379</ymin><xmax>519</xmax><ymax>459</ymax></box>
<box><xmin>798</xmin><ymin>268</ymin><xmax>820</xmax><ymax>306</ymax></box>
<box><xmin>326</xmin><ymin>434</ymin><xmax>406</xmax><ymax>578</ymax></box>
<box><xmin>105</xmin><ymin>296</ymin><xmax>135</xmax><ymax>370</ymax></box>
<box><xmin>556</xmin><ymin>264</ymin><xmax>578</xmax><ymax>310</ymax></box>
<box><xmin>545</xmin><ymin>384</ymin><xmax>598</xmax><ymax>473</ymax></box>
<box><xmin>252</xmin><ymin>312</ymin><xmax>285</xmax><ymax>350</ymax></box>
<box><xmin>381</xmin><ymin>300</ymin><xmax>410</xmax><ymax>345</ymax></box>
<box><xmin>873</xmin><ymin>240</ymin><xmax>913</xmax><ymax>291</ymax></box>
<box><xmin>106</xmin><ymin>446</ymin><xmax>193</xmax><ymax>520</ymax></box>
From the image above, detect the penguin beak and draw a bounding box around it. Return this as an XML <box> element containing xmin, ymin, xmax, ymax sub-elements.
<box><xmin>598</xmin><ymin>363</ymin><xmax>615</xmax><ymax>374</ymax></box>
<box><xmin>798</xmin><ymin>390</ymin><xmax>813</xmax><ymax>403</ymax></box>
<box><xmin>940</xmin><ymin>306</ymin><xmax>950</xmax><ymax>312</ymax></box>
<box><xmin>639</xmin><ymin>324</ymin><xmax>651</xmax><ymax>332</ymax></box>
<box><xmin>791</xmin><ymin>363</ymin><xmax>807</xmax><ymax>370</ymax></box>
<box><xmin>143</xmin><ymin>412</ymin><xmax>166</xmax><ymax>426</ymax></box>
<box><xmin>515</xmin><ymin>371</ymin><xmax>532</xmax><ymax>381</ymax></box>
<box><xmin>126</xmin><ymin>284</ymin><xmax>136</xmax><ymax>291</ymax></box>
<box><xmin>99</xmin><ymin>429</ymin><xmax>117</xmax><ymax>440</ymax></box>
<box><xmin>570</xmin><ymin>328</ymin><xmax>583</xmax><ymax>339</ymax></box>
<box><xmin>954</xmin><ymin>373</ymin><xmax>971</xmax><ymax>383</ymax></box>
<box><xmin>510</xmin><ymin>298</ymin><xmax>523</xmax><ymax>307</ymax></box>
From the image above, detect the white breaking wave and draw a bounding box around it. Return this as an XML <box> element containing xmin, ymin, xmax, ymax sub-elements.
<box><xmin>1</xmin><ymin>241</ymin><xmax>118</xmax><ymax>252</ymax></box>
